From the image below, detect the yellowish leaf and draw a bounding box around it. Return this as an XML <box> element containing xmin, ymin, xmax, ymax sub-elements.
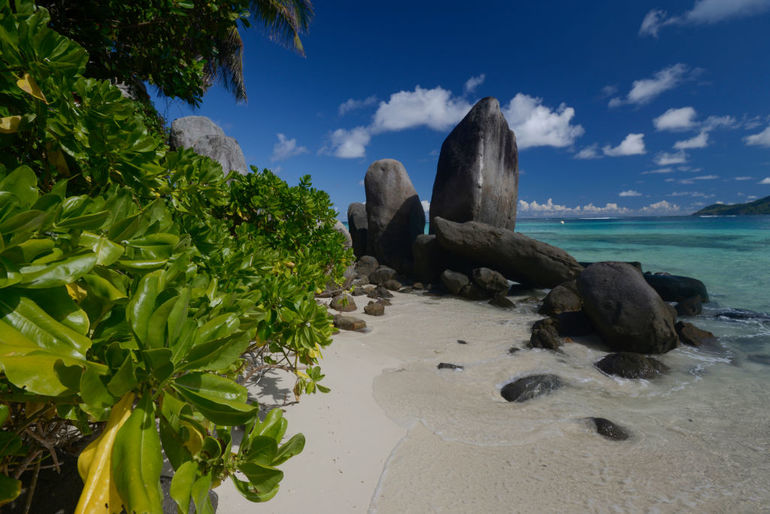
<box><xmin>16</xmin><ymin>73</ymin><xmax>47</xmax><ymax>103</ymax></box>
<box><xmin>66</xmin><ymin>283</ymin><xmax>87</xmax><ymax>302</ymax></box>
<box><xmin>0</xmin><ymin>115</ymin><xmax>21</xmax><ymax>134</ymax></box>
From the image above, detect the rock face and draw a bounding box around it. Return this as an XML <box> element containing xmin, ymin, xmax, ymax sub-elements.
<box><xmin>595</xmin><ymin>353</ymin><xmax>669</xmax><ymax>379</ymax></box>
<box><xmin>644</xmin><ymin>273</ymin><xmax>709</xmax><ymax>302</ymax></box>
<box><xmin>578</xmin><ymin>262</ymin><xmax>679</xmax><ymax>354</ymax></box>
<box><xmin>170</xmin><ymin>116</ymin><xmax>248</xmax><ymax>174</ymax></box>
<box><xmin>434</xmin><ymin>217</ymin><xmax>583</xmax><ymax>288</ymax></box>
<box><xmin>412</xmin><ymin>234</ymin><xmax>441</xmax><ymax>283</ymax></box>
<box><xmin>347</xmin><ymin>202</ymin><xmax>368</xmax><ymax>257</ymax></box>
<box><xmin>429</xmin><ymin>97</ymin><xmax>518</xmax><ymax>232</ymax></box>
<box><xmin>500</xmin><ymin>374</ymin><xmax>563</xmax><ymax>402</ymax></box>
<box><xmin>364</xmin><ymin>159</ymin><xmax>425</xmax><ymax>273</ymax></box>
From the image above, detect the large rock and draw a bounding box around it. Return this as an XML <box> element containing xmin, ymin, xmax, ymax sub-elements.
<box><xmin>170</xmin><ymin>116</ymin><xmax>248</xmax><ymax>174</ymax></box>
<box><xmin>529</xmin><ymin>318</ymin><xmax>562</xmax><ymax>350</ymax></box>
<box><xmin>441</xmin><ymin>270</ymin><xmax>469</xmax><ymax>295</ymax></box>
<box><xmin>364</xmin><ymin>159</ymin><xmax>425</xmax><ymax>273</ymax></box>
<box><xmin>500</xmin><ymin>374</ymin><xmax>563</xmax><ymax>402</ymax></box>
<box><xmin>429</xmin><ymin>97</ymin><xmax>518</xmax><ymax>232</ymax></box>
<box><xmin>578</xmin><ymin>262</ymin><xmax>679</xmax><ymax>354</ymax></box>
<box><xmin>354</xmin><ymin>255</ymin><xmax>379</xmax><ymax>278</ymax></box>
<box><xmin>539</xmin><ymin>280</ymin><xmax>582</xmax><ymax>316</ymax></box>
<box><xmin>434</xmin><ymin>217</ymin><xmax>582</xmax><ymax>288</ymax></box>
<box><xmin>471</xmin><ymin>267</ymin><xmax>509</xmax><ymax>295</ymax></box>
<box><xmin>595</xmin><ymin>352</ymin><xmax>669</xmax><ymax>379</ymax></box>
<box><xmin>643</xmin><ymin>273</ymin><xmax>709</xmax><ymax>302</ymax></box>
<box><xmin>347</xmin><ymin>202</ymin><xmax>368</xmax><ymax>257</ymax></box>
<box><xmin>369</xmin><ymin>266</ymin><xmax>397</xmax><ymax>286</ymax></box>
<box><xmin>412</xmin><ymin>234</ymin><xmax>442</xmax><ymax>283</ymax></box>
<box><xmin>675</xmin><ymin>321</ymin><xmax>716</xmax><ymax>347</ymax></box>
<box><xmin>589</xmin><ymin>417</ymin><xmax>630</xmax><ymax>441</ymax></box>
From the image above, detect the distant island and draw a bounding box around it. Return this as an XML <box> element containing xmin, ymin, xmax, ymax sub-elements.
<box><xmin>693</xmin><ymin>195</ymin><xmax>770</xmax><ymax>216</ymax></box>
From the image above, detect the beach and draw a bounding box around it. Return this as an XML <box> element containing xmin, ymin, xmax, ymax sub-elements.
<box><xmin>218</xmin><ymin>280</ymin><xmax>770</xmax><ymax>513</ymax></box>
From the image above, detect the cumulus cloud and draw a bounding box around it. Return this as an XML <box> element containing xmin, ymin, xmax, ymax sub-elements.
<box><xmin>327</xmin><ymin>85</ymin><xmax>585</xmax><ymax>158</ymax></box>
<box><xmin>640</xmin><ymin>200</ymin><xmax>681</xmax><ymax>214</ymax></box>
<box><xmin>642</xmin><ymin>167</ymin><xmax>674</xmax><ymax>174</ymax></box>
<box><xmin>654</xmin><ymin>150</ymin><xmax>688</xmax><ymax>165</ymax></box>
<box><xmin>325</xmin><ymin>127</ymin><xmax>371</xmax><ymax>158</ymax></box>
<box><xmin>575</xmin><ymin>144</ymin><xmax>601</xmax><ymax>159</ymax></box>
<box><xmin>518</xmin><ymin>198</ymin><xmax>630</xmax><ymax>217</ymax></box>
<box><xmin>502</xmin><ymin>94</ymin><xmax>585</xmax><ymax>149</ymax></box>
<box><xmin>735</xmin><ymin>176</ymin><xmax>753</xmax><ymax>180</ymax></box>
<box><xmin>759</xmin><ymin>177</ymin><xmax>770</xmax><ymax>184</ymax></box>
<box><xmin>674</xmin><ymin>131</ymin><xmax>709</xmax><ymax>149</ymax></box>
<box><xmin>603</xmin><ymin>133</ymin><xmax>646</xmax><ymax>156</ymax></box>
<box><xmin>668</xmin><ymin>191</ymin><xmax>715</xmax><ymax>198</ymax></box>
<box><xmin>693</xmin><ymin>174</ymin><xmax>719</xmax><ymax>180</ymax></box>
<box><xmin>654</xmin><ymin>107</ymin><xmax>698</xmax><ymax>131</ymax></box>
<box><xmin>745</xmin><ymin>125</ymin><xmax>770</xmax><ymax>147</ymax></box>
<box><xmin>464</xmin><ymin>74</ymin><xmax>486</xmax><ymax>94</ymax></box>
<box><xmin>271</xmin><ymin>133</ymin><xmax>308</xmax><ymax>162</ymax></box>
<box><xmin>640</xmin><ymin>0</ymin><xmax>770</xmax><ymax>37</ymax></box>
<box><xmin>619</xmin><ymin>190</ymin><xmax>642</xmax><ymax>197</ymax></box>
<box><xmin>609</xmin><ymin>64</ymin><xmax>693</xmax><ymax>107</ymax></box>
<box><xmin>338</xmin><ymin>95</ymin><xmax>378</xmax><ymax>116</ymax></box>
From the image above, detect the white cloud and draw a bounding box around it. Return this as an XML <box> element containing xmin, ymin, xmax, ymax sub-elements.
<box><xmin>464</xmin><ymin>74</ymin><xmax>486</xmax><ymax>94</ymax></box>
<box><xmin>270</xmin><ymin>133</ymin><xmax>308</xmax><ymax>162</ymax></box>
<box><xmin>674</xmin><ymin>131</ymin><xmax>709</xmax><ymax>149</ymax></box>
<box><xmin>760</xmin><ymin>177</ymin><xmax>770</xmax><ymax>184</ymax></box>
<box><xmin>693</xmin><ymin>174</ymin><xmax>719</xmax><ymax>180</ymax></box>
<box><xmin>642</xmin><ymin>167</ymin><xmax>674</xmax><ymax>174</ymax></box>
<box><xmin>654</xmin><ymin>107</ymin><xmax>697</xmax><ymax>131</ymax></box>
<box><xmin>703</xmin><ymin>115</ymin><xmax>737</xmax><ymax>130</ymax></box>
<box><xmin>610</xmin><ymin>64</ymin><xmax>692</xmax><ymax>106</ymax></box>
<box><xmin>421</xmin><ymin>200</ymin><xmax>430</xmax><ymax>213</ymax></box>
<box><xmin>745</xmin><ymin>125</ymin><xmax>770</xmax><ymax>147</ymax></box>
<box><xmin>655</xmin><ymin>150</ymin><xmax>688</xmax><ymax>165</ymax></box>
<box><xmin>747</xmin><ymin>195</ymin><xmax>759</xmax><ymax>199</ymax></box>
<box><xmin>338</xmin><ymin>95</ymin><xmax>378</xmax><ymax>116</ymax></box>
<box><xmin>326</xmin><ymin>127</ymin><xmax>371</xmax><ymax>158</ymax></box>
<box><xmin>603</xmin><ymin>133</ymin><xmax>646</xmax><ymax>156</ymax></box>
<box><xmin>640</xmin><ymin>200</ymin><xmax>681</xmax><ymax>214</ymax></box>
<box><xmin>372</xmin><ymin>86</ymin><xmax>471</xmax><ymax>132</ymax></box>
<box><xmin>502</xmin><ymin>94</ymin><xmax>585</xmax><ymax>149</ymax></box>
<box><xmin>665</xmin><ymin>177</ymin><xmax>676</xmax><ymax>182</ymax></box>
<box><xmin>575</xmin><ymin>144</ymin><xmax>601</xmax><ymax>159</ymax></box>
<box><xmin>668</xmin><ymin>191</ymin><xmax>715</xmax><ymax>198</ymax></box>
<box><xmin>619</xmin><ymin>190</ymin><xmax>642</xmax><ymax>197</ymax></box>
<box><xmin>640</xmin><ymin>0</ymin><xmax>770</xmax><ymax>37</ymax></box>
<box><xmin>518</xmin><ymin>198</ymin><xmax>630</xmax><ymax>217</ymax></box>
<box><xmin>735</xmin><ymin>176</ymin><xmax>753</xmax><ymax>180</ymax></box>
<box><xmin>601</xmin><ymin>85</ymin><xmax>618</xmax><ymax>97</ymax></box>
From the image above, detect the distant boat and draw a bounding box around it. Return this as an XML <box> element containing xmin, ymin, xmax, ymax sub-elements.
<box><xmin>560</xmin><ymin>220</ymin><xmax>565</xmax><ymax>224</ymax></box>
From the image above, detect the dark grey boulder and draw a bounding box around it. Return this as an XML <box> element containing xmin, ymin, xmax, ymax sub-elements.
<box><xmin>364</xmin><ymin>301</ymin><xmax>385</xmax><ymax>316</ymax></box>
<box><xmin>501</xmin><ymin>374</ymin><xmax>563</xmax><ymax>402</ymax></box>
<box><xmin>369</xmin><ymin>266</ymin><xmax>397</xmax><ymax>285</ymax></box>
<box><xmin>460</xmin><ymin>283</ymin><xmax>488</xmax><ymax>300</ymax></box>
<box><xmin>554</xmin><ymin>311</ymin><xmax>594</xmax><ymax>337</ymax></box>
<box><xmin>529</xmin><ymin>318</ymin><xmax>562</xmax><ymax>350</ymax></box>
<box><xmin>595</xmin><ymin>352</ymin><xmax>669</xmax><ymax>379</ymax></box>
<box><xmin>333</xmin><ymin>315</ymin><xmax>367</xmax><ymax>331</ymax></box>
<box><xmin>539</xmin><ymin>280</ymin><xmax>582</xmax><ymax>316</ymax></box>
<box><xmin>347</xmin><ymin>202</ymin><xmax>368</xmax><ymax>258</ymax></box>
<box><xmin>578</xmin><ymin>262</ymin><xmax>679</xmax><ymax>354</ymax></box>
<box><xmin>412</xmin><ymin>234</ymin><xmax>442</xmax><ymax>283</ymax></box>
<box><xmin>330</xmin><ymin>293</ymin><xmax>357</xmax><ymax>312</ymax></box>
<box><xmin>675</xmin><ymin>295</ymin><xmax>703</xmax><ymax>317</ymax></box>
<box><xmin>472</xmin><ymin>267</ymin><xmax>509</xmax><ymax>295</ymax></box>
<box><xmin>675</xmin><ymin>321</ymin><xmax>716</xmax><ymax>347</ymax></box>
<box><xmin>355</xmin><ymin>255</ymin><xmax>379</xmax><ymax>278</ymax></box>
<box><xmin>170</xmin><ymin>116</ymin><xmax>248</xmax><ymax>174</ymax></box>
<box><xmin>430</xmin><ymin>97</ymin><xmax>518</xmax><ymax>232</ymax></box>
<box><xmin>367</xmin><ymin>286</ymin><xmax>393</xmax><ymax>299</ymax></box>
<box><xmin>364</xmin><ymin>159</ymin><xmax>425</xmax><ymax>273</ymax></box>
<box><xmin>441</xmin><ymin>269</ymin><xmax>469</xmax><ymax>295</ymax></box>
<box><xmin>644</xmin><ymin>273</ymin><xmax>709</xmax><ymax>302</ymax></box>
<box><xmin>589</xmin><ymin>417</ymin><xmax>630</xmax><ymax>441</ymax></box>
<box><xmin>383</xmin><ymin>279</ymin><xmax>403</xmax><ymax>291</ymax></box>
<box><xmin>434</xmin><ymin>217</ymin><xmax>583</xmax><ymax>288</ymax></box>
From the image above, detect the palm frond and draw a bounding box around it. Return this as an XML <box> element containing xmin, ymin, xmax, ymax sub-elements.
<box><xmin>251</xmin><ymin>0</ymin><xmax>314</xmax><ymax>56</ymax></box>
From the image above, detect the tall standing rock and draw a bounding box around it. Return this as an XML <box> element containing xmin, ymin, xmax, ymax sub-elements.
<box><xmin>347</xmin><ymin>202</ymin><xmax>368</xmax><ymax>258</ymax></box>
<box><xmin>364</xmin><ymin>159</ymin><xmax>425</xmax><ymax>273</ymax></box>
<box><xmin>170</xmin><ymin>116</ymin><xmax>248</xmax><ymax>174</ymax></box>
<box><xmin>429</xmin><ymin>97</ymin><xmax>518</xmax><ymax>233</ymax></box>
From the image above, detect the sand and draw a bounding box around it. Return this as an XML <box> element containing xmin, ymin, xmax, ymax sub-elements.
<box><xmin>216</xmin><ymin>291</ymin><xmax>770</xmax><ymax>513</ymax></box>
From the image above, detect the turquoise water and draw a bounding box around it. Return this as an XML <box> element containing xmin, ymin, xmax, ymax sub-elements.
<box><xmin>516</xmin><ymin>215</ymin><xmax>770</xmax><ymax>314</ymax></box>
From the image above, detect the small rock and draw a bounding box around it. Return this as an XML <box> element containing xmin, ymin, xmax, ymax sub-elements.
<box><xmin>367</xmin><ymin>286</ymin><xmax>393</xmax><ymax>299</ymax></box>
<box><xmin>354</xmin><ymin>255</ymin><xmax>379</xmax><ymax>278</ymax></box>
<box><xmin>351</xmin><ymin>287</ymin><xmax>367</xmax><ymax>297</ymax></box>
<box><xmin>330</xmin><ymin>293</ymin><xmax>357</xmax><ymax>312</ymax></box>
<box><xmin>413</xmin><ymin>282</ymin><xmax>424</xmax><ymax>290</ymax></box>
<box><xmin>369</xmin><ymin>266</ymin><xmax>397</xmax><ymax>285</ymax></box>
<box><xmin>675</xmin><ymin>321</ymin><xmax>716</xmax><ymax>347</ymax></box>
<box><xmin>500</xmin><ymin>374</ymin><xmax>563</xmax><ymax>402</ymax></box>
<box><xmin>539</xmin><ymin>280</ymin><xmax>582</xmax><ymax>316</ymax></box>
<box><xmin>508</xmin><ymin>347</ymin><xmax>521</xmax><ymax>354</ymax></box>
<box><xmin>383</xmin><ymin>279</ymin><xmax>403</xmax><ymax>291</ymax></box>
<box><xmin>333</xmin><ymin>315</ymin><xmax>367</xmax><ymax>331</ymax></box>
<box><xmin>437</xmin><ymin>363</ymin><xmax>463</xmax><ymax>370</ymax></box>
<box><xmin>589</xmin><ymin>417</ymin><xmax>630</xmax><ymax>441</ymax></box>
<box><xmin>471</xmin><ymin>267</ymin><xmax>510</xmax><ymax>295</ymax></box>
<box><xmin>457</xmin><ymin>339</ymin><xmax>468</xmax><ymax>345</ymax></box>
<box><xmin>595</xmin><ymin>352</ymin><xmax>669</xmax><ymax>379</ymax></box>
<box><xmin>364</xmin><ymin>301</ymin><xmax>385</xmax><ymax>316</ymax></box>
<box><xmin>529</xmin><ymin>318</ymin><xmax>562</xmax><ymax>350</ymax></box>
<box><xmin>376</xmin><ymin>297</ymin><xmax>392</xmax><ymax>306</ymax></box>
<box><xmin>489</xmin><ymin>294</ymin><xmax>515</xmax><ymax>308</ymax></box>
<box><xmin>441</xmin><ymin>269</ymin><xmax>469</xmax><ymax>295</ymax></box>
<box><xmin>675</xmin><ymin>295</ymin><xmax>703</xmax><ymax>317</ymax></box>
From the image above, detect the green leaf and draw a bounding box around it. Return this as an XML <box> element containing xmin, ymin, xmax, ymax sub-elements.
<box><xmin>180</xmin><ymin>332</ymin><xmax>249</xmax><ymax>372</ymax></box>
<box><xmin>236</xmin><ymin>462</ymin><xmax>283</xmax><ymax>501</ymax></box>
<box><xmin>55</xmin><ymin>210</ymin><xmax>109</xmax><ymax>230</ymax></box>
<box><xmin>112</xmin><ymin>394</ymin><xmax>163</xmax><ymax>513</ymax></box>
<box><xmin>273</xmin><ymin>433</ymin><xmax>305</xmax><ymax>465</ymax></box>
<box><xmin>79</xmin><ymin>366</ymin><xmax>114</xmax><ymax>409</ymax></box>
<box><xmin>0</xmin><ymin>473</ymin><xmax>22</xmax><ymax>507</ymax></box>
<box><xmin>191</xmin><ymin>472</ymin><xmax>215</xmax><ymax>514</ymax></box>
<box><xmin>0</xmin><ymin>405</ymin><xmax>9</xmax><ymax>427</ymax></box>
<box><xmin>127</xmin><ymin>270</ymin><xmax>162</xmax><ymax>346</ymax></box>
<box><xmin>196</xmin><ymin>313</ymin><xmax>239</xmax><ymax>346</ymax></box>
<box><xmin>18</xmin><ymin>251</ymin><xmax>98</xmax><ymax>289</ymax></box>
<box><xmin>82</xmin><ymin>272</ymin><xmax>127</xmax><ymax>303</ymax></box>
<box><xmin>172</xmin><ymin>373</ymin><xmax>256</xmax><ymax>426</ymax></box>
<box><xmin>106</xmin><ymin>355</ymin><xmax>137</xmax><ymax>397</ymax></box>
<box><xmin>243</xmin><ymin>436</ymin><xmax>277</xmax><ymax>466</ymax></box>
<box><xmin>0</xmin><ymin>210</ymin><xmax>47</xmax><ymax>235</ymax></box>
<box><xmin>169</xmin><ymin>460</ymin><xmax>197</xmax><ymax>513</ymax></box>
<box><xmin>78</xmin><ymin>232</ymin><xmax>124</xmax><ymax>266</ymax></box>
<box><xmin>0</xmin><ymin>166</ymin><xmax>37</xmax><ymax>208</ymax></box>
<box><xmin>22</xmin><ymin>287</ymin><xmax>89</xmax><ymax>335</ymax></box>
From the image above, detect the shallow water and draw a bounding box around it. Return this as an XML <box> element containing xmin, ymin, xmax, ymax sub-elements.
<box><xmin>368</xmin><ymin>217</ymin><xmax>770</xmax><ymax>512</ymax></box>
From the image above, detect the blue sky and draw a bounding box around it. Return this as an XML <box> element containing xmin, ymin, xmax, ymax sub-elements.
<box><xmin>154</xmin><ymin>0</ymin><xmax>770</xmax><ymax>218</ymax></box>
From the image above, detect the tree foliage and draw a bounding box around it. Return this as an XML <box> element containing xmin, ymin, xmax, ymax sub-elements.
<box><xmin>0</xmin><ymin>1</ymin><xmax>348</xmax><ymax>511</ymax></box>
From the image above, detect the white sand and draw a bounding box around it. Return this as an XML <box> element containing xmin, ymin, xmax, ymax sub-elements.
<box><xmin>216</xmin><ymin>291</ymin><xmax>770</xmax><ymax>513</ymax></box>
